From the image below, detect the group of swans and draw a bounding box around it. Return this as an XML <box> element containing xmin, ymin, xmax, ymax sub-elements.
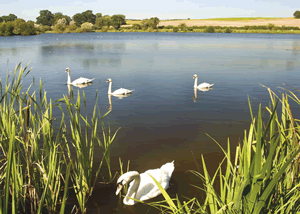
<box><xmin>65</xmin><ymin>68</ymin><xmax>134</xmax><ymax>95</ymax></box>
<box><xmin>65</xmin><ymin>68</ymin><xmax>213</xmax><ymax>206</ymax></box>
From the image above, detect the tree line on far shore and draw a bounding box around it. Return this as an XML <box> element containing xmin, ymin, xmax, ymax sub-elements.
<box><xmin>0</xmin><ymin>9</ymin><xmax>300</xmax><ymax>36</ymax></box>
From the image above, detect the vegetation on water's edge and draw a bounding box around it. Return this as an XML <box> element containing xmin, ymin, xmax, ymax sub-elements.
<box><xmin>0</xmin><ymin>63</ymin><xmax>120</xmax><ymax>213</ymax></box>
<box><xmin>1</xmin><ymin>62</ymin><xmax>300</xmax><ymax>213</ymax></box>
<box><xmin>44</xmin><ymin>23</ymin><xmax>300</xmax><ymax>34</ymax></box>
<box><xmin>1</xmin><ymin>8</ymin><xmax>300</xmax><ymax>36</ymax></box>
<box><xmin>146</xmin><ymin>87</ymin><xmax>300</xmax><ymax>213</ymax></box>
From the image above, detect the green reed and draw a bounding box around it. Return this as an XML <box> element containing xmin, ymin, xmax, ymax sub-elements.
<box><xmin>0</xmin><ymin>63</ymin><xmax>117</xmax><ymax>213</ymax></box>
<box><xmin>148</xmin><ymin>86</ymin><xmax>300</xmax><ymax>213</ymax></box>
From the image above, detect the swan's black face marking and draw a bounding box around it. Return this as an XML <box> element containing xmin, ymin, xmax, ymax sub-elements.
<box><xmin>65</xmin><ymin>68</ymin><xmax>70</xmax><ymax>73</ymax></box>
<box><xmin>193</xmin><ymin>75</ymin><xmax>197</xmax><ymax>79</ymax></box>
<box><xmin>106</xmin><ymin>78</ymin><xmax>112</xmax><ymax>83</ymax></box>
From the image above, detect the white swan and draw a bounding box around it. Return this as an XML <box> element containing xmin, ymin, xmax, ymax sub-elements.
<box><xmin>106</xmin><ymin>78</ymin><xmax>134</xmax><ymax>95</ymax></box>
<box><xmin>65</xmin><ymin>68</ymin><xmax>95</xmax><ymax>85</ymax></box>
<box><xmin>116</xmin><ymin>161</ymin><xmax>175</xmax><ymax>205</ymax></box>
<box><xmin>193</xmin><ymin>74</ymin><xmax>214</xmax><ymax>88</ymax></box>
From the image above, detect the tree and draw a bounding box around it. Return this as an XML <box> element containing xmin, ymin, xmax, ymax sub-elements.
<box><xmin>36</xmin><ymin>10</ymin><xmax>54</xmax><ymax>26</ymax></box>
<box><xmin>21</xmin><ymin>21</ymin><xmax>36</xmax><ymax>35</ymax></box>
<box><xmin>95</xmin><ymin>15</ymin><xmax>111</xmax><ymax>28</ymax></box>
<box><xmin>1</xmin><ymin>14</ymin><xmax>18</xmax><ymax>22</ymax></box>
<box><xmin>111</xmin><ymin>14</ymin><xmax>126</xmax><ymax>29</ymax></box>
<box><xmin>82</xmin><ymin>10</ymin><xmax>96</xmax><ymax>24</ymax></box>
<box><xmin>12</xmin><ymin>18</ymin><xmax>26</xmax><ymax>35</ymax></box>
<box><xmin>95</xmin><ymin>13</ymin><xmax>102</xmax><ymax>18</ymax></box>
<box><xmin>72</xmin><ymin>13</ymin><xmax>85</xmax><ymax>27</ymax></box>
<box><xmin>0</xmin><ymin>22</ymin><xmax>14</xmax><ymax>36</ymax></box>
<box><xmin>205</xmin><ymin>26</ymin><xmax>215</xmax><ymax>33</ymax></box>
<box><xmin>178</xmin><ymin>23</ymin><xmax>187</xmax><ymax>32</ymax></box>
<box><xmin>140</xmin><ymin>19</ymin><xmax>150</xmax><ymax>30</ymax></box>
<box><xmin>53</xmin><ymin>18</ymin><xmax>67</xmax><ymax>33</ymax></box>
<box><xmin>53</xmin><ymin>12</ymin><xmax>71</xmax><ymax>25</ymax></box>
<box><xmin>150</xmin><ymin>17</ymin><xmax>160</xmax><ymax>29</ymax></box>
<box><xmin>294</xmin><ymin>10</ymin><xmax>300</xmax><ymax>19</ymax></box>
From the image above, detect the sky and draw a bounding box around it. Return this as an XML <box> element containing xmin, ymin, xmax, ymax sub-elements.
<box><xmin>0</xmin><ymin>0</ymin><xmax>298</xmax><ymax>21</ymax></box>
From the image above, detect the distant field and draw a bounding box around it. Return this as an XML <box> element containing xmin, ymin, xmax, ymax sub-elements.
<box><xmin>125</xmin><ymin>20</ymin><xmax>142</xmax><ymax>25</ymax></box>
<box><xmin>158</xmin><ymin>17</ymin><xmax>300</xmax><ymax>27</ymax></box>
<box><xmin>198</xmin><ymin>17</ymin><xmax>287</xmax><ymax>21</ymax></box>
<box><xmin>124</xmin><ymin>17</ymin><xmax>300</xmax><ymax>28</ymax></box>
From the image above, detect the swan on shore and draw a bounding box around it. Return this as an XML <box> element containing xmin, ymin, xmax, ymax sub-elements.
<box><xmin>193</xmin><ymin>74</ymin><xmax>214</xmax><ymax>88</ymax></box>
<box><xmin>116</xmin><ymin>161</ymin><xmax>175</xmax><ymax>205</ymax></box>
<box><xmin>65</xmin><ymin>68</ymin><xmax>95</xmax><ymax>85</ymax></box>
<box><xmin>106</xmin><ymin>78</ymin><xmax>134</xmax><ymax>95</ymax></box>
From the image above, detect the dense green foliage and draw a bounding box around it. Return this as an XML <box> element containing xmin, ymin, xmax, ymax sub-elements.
<box><xmin>73</xmin><ymin>10</ymin><xmax>96</xmax><ymax>26</ymax></box>
<box><xmin>0</xmin><ymin>63</ymin><xmax>117</xmax><ymax>213</ymax></box>
<box><xmin>0</xmin><ymin>14</ymin><xmax>18</xmax><ymax>22</ymax></box>
<box><xmin>36</xmin><ymin>10</ymin><xmax>54</xmax><ymax>26</ymax></box>
<box><xmin>294</xmin><ymin>10</ymin><xmax>300</xmax><ymax>19</ymax></box>
<box><xmin>0</xmin><ymin>19</ymin><xmax>36</xmax><ymax>36</ymax></box>
<box><xmin>111</xmin><ymin>14</ymin><xmax>126</xmax><ymax>29</ymax></box>
<box><xmin>205</xmin><ymin>26</ymin><xmax>215</xmax><ymax>33</ymax></box>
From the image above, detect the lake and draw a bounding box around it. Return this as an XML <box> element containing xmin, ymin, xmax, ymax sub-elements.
<box><xmin>1</xmin><ymin>32</ymin><xmax>300</xmax><ymax>213</ymax></box>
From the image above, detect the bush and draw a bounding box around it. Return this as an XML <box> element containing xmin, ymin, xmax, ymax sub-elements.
<box><xmin>80</xmin><ymin>22</ymin><xmax>94</xmax><ymax>32</ymax></box>
<box><xmin>101</xmin><ymin>26</ymin><xmax>109</xmax><ymax>32</ymax></box>
<box><xmin>132</xmin><ymin>23</ymin><xmax>141</xmax><ymax>30</ymax></box>
<box><xmin>173</xmin><ymin>27</ymin><xmax>178</xmax><ymax>32</ymax></box>
<box><xmin>40</xmin><ymin>25</ymin><xmax>51</xmax><ymax>33</ymax></box>
<box><xmin>205</xmin><ymin>26</ymin><xmax>215</xmax><ymax>33</ymax></box>
<box><xmin>225</xmin><ymin>27</ymin><xmax>232</xmax><ymax>33</ymax></box>
<box><xmin>178</xmin><ymin>23</ymin><xmax>187</xmax><ymax>32</ymax></box>
<box><xmin>53</xmin><ymin>23</ymin><xmax>65</xmax><ymax>34</ymax></box>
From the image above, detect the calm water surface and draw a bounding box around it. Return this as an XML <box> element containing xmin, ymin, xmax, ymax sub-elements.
<box><xmin>1</xmin><ymin>32</ymin><xmax>300</xmax><ymax>213</ymax></box>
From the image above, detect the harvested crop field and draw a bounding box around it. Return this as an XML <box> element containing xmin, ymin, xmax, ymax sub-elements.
<box><xmin>159</xmin><ymin>18</ymin><xmax>300</xmax><ymax>27</ymax></box>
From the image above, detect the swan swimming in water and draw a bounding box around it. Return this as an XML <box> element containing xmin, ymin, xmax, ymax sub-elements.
<box><xmin>193</xmin><ymin>74</ymin><xmax>214</xmax><ymax>88</ymax></box>
<box><xmin>65</xmin><ymin>68</ymin><xmax>95</xmax><ymax>85</ymax></box>
<box><xmin>106</xmin><ymin>78</ymin><xmax>134</xmax><ymax>95</ymax></box>
<box><xmin>116</xmin><ymin>161</ymin><xmax>175</xmax><ymax>205</ymax></box>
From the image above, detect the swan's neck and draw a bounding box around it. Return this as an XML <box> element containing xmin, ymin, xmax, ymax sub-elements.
<box><xmin>67</xmin><ymin>72</ymin><xmax>71</xmax><ymax>84</ymax></box>
<box><xmin>194</xmin><ymin>77</ymin><xmax>198</xmax><ymax>88</ymax></box>
<box><xmin>108</xmin><ymin>95</ymin><xmax>112</xmax><ymax>110</ymax></box>
<box><xmin>124</xmin><ymin>174</ymin><xmax>140</xmax><ymax>205</ymax></box>
<box><xmin>108</xmin><ymin>82</ymin><xmax>112</xmax><ymax>94</ymax></box>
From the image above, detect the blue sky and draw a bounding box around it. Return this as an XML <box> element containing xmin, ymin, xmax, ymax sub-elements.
<box><xmin>0</xmin><ymin>0</ymin><xmax>298</xmax><ymax>21</ymax></box>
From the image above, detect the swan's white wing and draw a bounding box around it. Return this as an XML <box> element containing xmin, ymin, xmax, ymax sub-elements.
<box><xmin>136</xmin><ymin>161</ymin><xmax>174</xmax><ymax>201</ymax></box>
<box><xmin>197</xmin><ymin>82</ymin><xmax>214</xmax><ymax>88</ymax></box>
<box><xmin>72</xmin><ymin>77</ymin><xmax>95</xmax><ymax>85</ymax></box>
<box><xmin>112</xmin><ymin>88</ymin><xmax>134</xmax><ymax>95</ymax></box>
<box><xmin>134</xmin><ymin>169</ymin><xmax>170</xmax><ymax>201</ymax></box>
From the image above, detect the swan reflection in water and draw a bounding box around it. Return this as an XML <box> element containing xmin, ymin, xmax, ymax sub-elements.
<box><xmin>193</xmin><ymin>87</ymin><xmax>213</xmax><ymax>102</ymax></box>
<box><xmin>107</xmin><ymin>93</ymin><xmax>132</xmax><ymax>110</ymax></box>
<box><xmin>67</xmin><ymin>82</ymin><xmax>93</xmax><ymax>99</ymax></box>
